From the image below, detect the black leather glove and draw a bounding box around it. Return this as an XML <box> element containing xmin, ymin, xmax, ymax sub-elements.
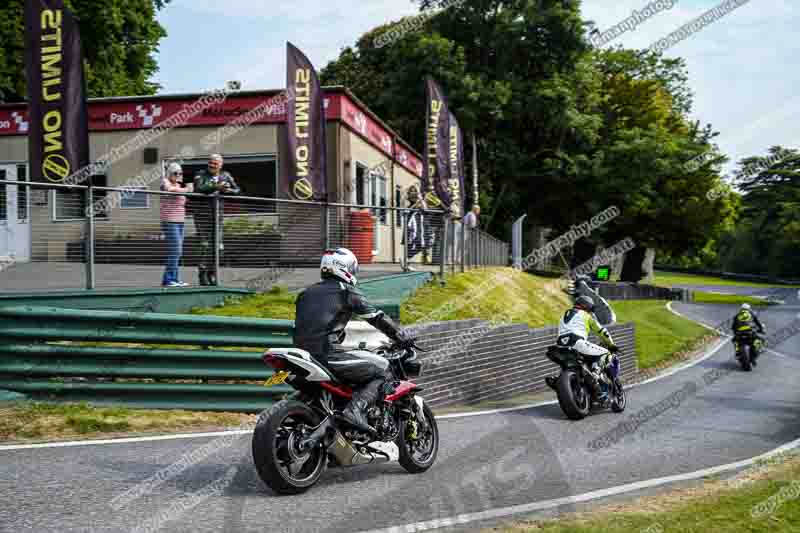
<box><xmin>609</xmin><ymin>345</ymin><xmax>620</xmax><ymax>353</ymax></box>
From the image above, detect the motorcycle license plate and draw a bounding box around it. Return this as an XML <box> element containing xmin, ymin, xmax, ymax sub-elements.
<box><xmin>264</xmin><ymin>371</ymin><xmax>290</xmax><ymax>387</ymax></box>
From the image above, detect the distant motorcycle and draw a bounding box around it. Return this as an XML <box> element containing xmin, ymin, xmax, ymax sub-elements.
<box><xmin>252</xmin><ymin>340</ymin><xmax>438</xmax><ymax>494</ymax></box>
<box><xmin>734</xmin><ymin>330</ymin><xmax>764</xmax><ymax>371</ymax></box>
<box><xmin>545</xmin><ymin>345</ymin><xmax>626</xmax><ymax>420</ymax></box>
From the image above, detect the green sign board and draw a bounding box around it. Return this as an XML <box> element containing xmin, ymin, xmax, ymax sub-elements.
<box><xmin>595</xmin><ymin>266</ymin><xmax>610</xmax><ymax>281</ymax></box>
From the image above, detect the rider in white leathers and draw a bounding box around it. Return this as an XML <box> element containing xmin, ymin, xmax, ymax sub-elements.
<box><xmin>552</xmin><ymin>295</ymin><xmax>619</xmax><ymax>400</ymax></box>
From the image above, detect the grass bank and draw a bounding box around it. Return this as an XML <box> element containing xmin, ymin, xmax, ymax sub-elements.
<box><xmin>691</xmin><ymin>291</ymin><xmax>776</xmax><ymax>306</ymax></box>
<box><xmin>491</xmin><ymin>452</ymin><xmax>800</xmax><ymax>533</ymax></box>
<box><xmin>654</xmin><ymin>270</ymin><xmax>800</xmax><ymax>289</ymax></box>
<box><xmin>613</xmin><ymin>301</ymin><xmax>714</xmax><ymax>369</ymax></box>
<box><xmin>0</xmin><ymin>401</ymin><xmax>254</xmax><ymax>442</ymax></box>
<box><xmin>400</xmin><ymin>267</ymin><xmax>571</xmax><ymax>327</ymax></box>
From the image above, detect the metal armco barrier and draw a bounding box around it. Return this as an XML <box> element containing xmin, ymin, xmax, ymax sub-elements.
<box><xmin>412</xmin><ymin>320</ymin><xmax>637</xmax><ymax>408</ymax></box>
<box><xmin>0</xmin><ymin>306</ymin><xmax>294</xmax><ymax>411</ymax></box>
<box><xmin>0</xmin><ymin>306</ymin><xmax>636</xmax><ymax>412</ymax></box>
<box><xmin>594</xmin><ymin>282</ymin><xmax>689</xmax><ymax>301</ymax></box>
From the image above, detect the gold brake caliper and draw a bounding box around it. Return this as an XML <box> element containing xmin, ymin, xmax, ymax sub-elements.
<box><xmin>408</xmin><ymin>420</ymin><xmax>418</xmax><ymax>441</ymax></box>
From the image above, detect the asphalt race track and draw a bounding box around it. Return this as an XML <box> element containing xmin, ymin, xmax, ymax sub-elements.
<box><xmin>1</xmin><ymin>287</ymin><xmax>798</xmax><ymax>533</ymax></box>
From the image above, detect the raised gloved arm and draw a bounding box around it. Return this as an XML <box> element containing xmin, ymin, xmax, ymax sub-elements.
<box><xmin>348</xmin><ymin>287</ymin><xmax>410</xmax><ymax>343</ymax></box>
<box><xmin>588</xmin><ymin>312</ymin><xmax>616</xmax><ymax>350</ymax></box>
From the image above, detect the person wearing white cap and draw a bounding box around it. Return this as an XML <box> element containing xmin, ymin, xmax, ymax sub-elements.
<box><xmin>160</xmin><ymin>162</ymin><xmax>192</xmax><ymax>287</ymax></box>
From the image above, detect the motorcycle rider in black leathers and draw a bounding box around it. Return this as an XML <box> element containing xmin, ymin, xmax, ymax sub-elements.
<box><xmin>294</xmin><ymin>248</ymin><xmax>413</xmax><ymax>435</ymax></box>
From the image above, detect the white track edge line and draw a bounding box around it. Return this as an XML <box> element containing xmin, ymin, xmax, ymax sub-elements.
<box><xmin>356</xmin><ymin>437</ymin><xmax>800</xmax><ymax>533</ymax></box>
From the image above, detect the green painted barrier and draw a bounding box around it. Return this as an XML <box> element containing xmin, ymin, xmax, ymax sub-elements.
<box><xmin>358</xmin><ymin>272</ymin><xmax>432</xmax><ymax>320</ymax></box>
<box><xmin>0</xmin><ymin>273</ymin><xmax>433</xmax><ymax>412</ymax></box>
<box><xmin>0</xmin><ymin>305</ymin><xmax>295</xmax><ymax>412</ymax></box>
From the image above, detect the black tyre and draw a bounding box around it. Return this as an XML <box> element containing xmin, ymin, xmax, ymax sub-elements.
<box><xmin>610</xmin><ymin>378</ymin><xmax>626</xmax><ymax>413</ymax></box>
<box><xmin>252</xmin><ymin>400</ymin><xmax>327</xmax><ymax>495</ymax></box>
<box><xmin>740</xmin><ymin>344</ymin><xmax>752</xmax><ymax>372</ymax></box>
<box><xmin>556</xmin><ymin>370</ymin><xmax>590</xmax><ymax>420</ymax></box>
<box><xmin>397</xmin><ymin>402</ymin><xmax>439</xmax><ymax>473</ymax></box>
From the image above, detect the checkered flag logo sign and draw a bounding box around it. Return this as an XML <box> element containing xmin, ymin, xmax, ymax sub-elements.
<box><xmin>11</xmin><ymin>112</ymin><xmax>28</xmax><ymax>133</ymax></box>
<box><xmin>136</xmin><ymin>104</ymin><xmax>162</xmax><ymax>127</ymax></box>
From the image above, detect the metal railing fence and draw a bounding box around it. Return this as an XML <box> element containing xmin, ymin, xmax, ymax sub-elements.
<box><xmin>0</xmin><ymin>180</ymin><xmax>509</xmax><ymax>292</ymax></box>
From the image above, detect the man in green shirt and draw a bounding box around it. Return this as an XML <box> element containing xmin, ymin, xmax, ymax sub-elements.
<box><xmin>192</xmin><ymin>154</ymin><xmax>240</xmax><ymax>286</ymax></box>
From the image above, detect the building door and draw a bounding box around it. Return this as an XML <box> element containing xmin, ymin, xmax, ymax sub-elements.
<box><xmin>0</xmin><ymin>164</ymin><xmax>31</xmax><ymax>262</ymax></box>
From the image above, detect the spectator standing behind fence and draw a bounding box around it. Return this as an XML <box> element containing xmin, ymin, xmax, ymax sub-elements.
<box><xmin>463</xmin><ymin>204</ymin><xmax>480</xmax><ymax>229</ymax></box>
<box><xmin>192</xmin><ymin>154</ymin><xmax>241</xmax><ymax>286</ymax></box>
<box><xmin>462</xmin><ymin>204</ymin><xmax>480</xmax><ymax>265</ymax></box>
<box><xmin>401</xmin><ymin>185</ymin><xmax>432</xmax><ymax>271</ymax></box>
<box><xmin>160</xmin><ymin>163</ymin><xmax>192</xmax><ymax>287</ymax></box>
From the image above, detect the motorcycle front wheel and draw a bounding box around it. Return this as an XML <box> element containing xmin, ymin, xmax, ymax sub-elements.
<box><xmin>556</xmin><ymin>370</ymin><xmax>591</xmax><ymax>420</ymax></box>
<box><xmin>252</xmin><ymin>400</ymin><xmax>327</xmax><ymax>495</ymax></box>
<box><xmin>611</xmin><ymin>378</ymin><xmax>626</xmax><ymax>413</ymax></box>
<box><xmin>397</xmin><ymin>402</ymin><xmax>439</xmax><ymax>473</ymax></box>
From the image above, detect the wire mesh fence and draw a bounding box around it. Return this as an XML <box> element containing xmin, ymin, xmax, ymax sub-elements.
<box><xmin>0</xmin><ymin>180</ymin><xmax>510</xmax><ymax>293</ymax></box>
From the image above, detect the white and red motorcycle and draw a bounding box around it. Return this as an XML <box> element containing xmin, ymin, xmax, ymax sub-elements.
<box><xmin>252</xmin><ymin>340</ymin><xmax>439</xmax><ymax>494</ymax></box>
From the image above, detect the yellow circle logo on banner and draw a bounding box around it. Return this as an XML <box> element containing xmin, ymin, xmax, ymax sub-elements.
<box><xmin>293</xmin><ymin>178</ymin><xmax>314</xmax><ymax>200</ymax></box>
<box><xmin>43</xmin><ymin>154</ymin><xmax>70</xmax><ymax>183</ymax></box>
<box><xmin>425</xmin><ymin>191</ymin><xmax>442</xmax><ymax>207</ymax></box>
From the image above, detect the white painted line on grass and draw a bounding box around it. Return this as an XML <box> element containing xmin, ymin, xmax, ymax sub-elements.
<box><xmin>0</xmin><ymin>429</ymin><xmax>254</xmax><ymax>452</ymax></box>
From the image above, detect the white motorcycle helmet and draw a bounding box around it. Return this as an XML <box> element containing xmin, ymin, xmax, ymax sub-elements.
<box><xmin>320</xmin><ymin>248</ymin><xmax>359</xmax><ymax>286</ymax></box>
<box><xmin>741</xmin><ymin>303</ymin><xmax>751</xmax><ymax>311</ymax></box>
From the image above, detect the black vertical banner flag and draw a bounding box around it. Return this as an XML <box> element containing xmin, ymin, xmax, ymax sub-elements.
<box><xmin>423</xmin><ymin>77</ymin><xmax>451</xmax><ymax>210</ymax></box>
<box><xmin>24</xmin><ymin>0</ymin><xmax>90</xmax><ymax>184</ymax></box>
<box><xmin>449</xmin><ymin>111</ymin><xmax>465</xmax><ymax>218</ymax></box>
<box><xmin>283</xmin><ymin>42</ymin><xmax>327</xmax><ymax>201</ymax></box>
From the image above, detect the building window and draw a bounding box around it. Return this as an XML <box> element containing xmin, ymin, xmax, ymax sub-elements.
<box><xmin>376</xmin><ymin>173</ymin><xmax>387</xmax><ymax>224</ymax></box>
<box><xmin>355</xmin><ymin>163</ymin><xmax>367</xmax><ymax>205</ymax></box>
<box><xmin>120</xmin><ymin>187</ymin><xmax>150</xmax><ymax>209</ymax></box>
<box><xmin>54</xmin><ymin>172</ymin><xmax>108</xmax><ymax>221</ymax></box>
<box><xmin>395</xmin><ymin>185</ymin><xmax>402</xmax><ymax>227</ymax></box>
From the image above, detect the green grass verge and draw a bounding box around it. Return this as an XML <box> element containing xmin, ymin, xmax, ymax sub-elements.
<box><xmin>400</xmin><ymin>267</ymin><xmax>572</xmax><ymax>328</ymax></box>
<box><xmin>495</xmin><ymin>455</ymin><xmax>800</xmax><ymax>533</ymax></box>
<box><xmin>692</xmin><ymin>291</ymin><xmax>776</xmax><ymax>306</ymax></box>
<box><xmin>654</xmin><ymin>270</ymin><xmax>800</xmax><ymax>289</ymax></box>
<box><xmin>189</xmin><ymin>285</ymin><xmax>297</xmax><ymax>319</ymax></box>
<box><xmin>0</xmin><ymin>401</ymin><xmax>254</xmax><ymax>442</ymax></box>
<box><xmin>612</xmin><ymin>301</ymin><xmax>711</xmax><ymax>369</ymax></box>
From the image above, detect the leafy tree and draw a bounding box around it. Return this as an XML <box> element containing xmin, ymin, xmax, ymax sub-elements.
<box><xmin>0</xmin><ymin>0</ymin><xmax>171</xmax><ymax>102</ymax></box>
<box><xmin>722</xmin><ymin>146</ymin><xmax>800</xmax><ymax>277</ymax></box>
<box><xmin>321</xmin><ymin>2</ymin><xmax>734</xmax><ymax>280</ymax></box>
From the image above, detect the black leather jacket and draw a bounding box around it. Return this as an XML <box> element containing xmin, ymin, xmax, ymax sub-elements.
<box><xmin>293</xmin><ymin>278</ymin><xmax>405</xmax><ymax>362</ymax></box>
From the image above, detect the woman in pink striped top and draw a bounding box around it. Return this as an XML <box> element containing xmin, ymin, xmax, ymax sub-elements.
<box><xmin>161</xmin><ymin>162</ymin><xmax>192</xmax><ymax>287</ymax></box>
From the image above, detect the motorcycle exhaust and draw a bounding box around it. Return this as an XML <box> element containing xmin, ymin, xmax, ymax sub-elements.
<box><xmin>327</xmin><ymin>430</ymin><xmax>389</xmax><ymax>467</ymax></box>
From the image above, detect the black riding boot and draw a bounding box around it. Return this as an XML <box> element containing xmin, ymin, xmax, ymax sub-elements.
<box><xmin>198</xmin><ymin>265</ymin><xmax>209</xmax><ymax>286</ymax></box>
<box><xmin>341</xmin><ymin>379</ymin><xmax>383</xmax><ymax>435</ymax></box>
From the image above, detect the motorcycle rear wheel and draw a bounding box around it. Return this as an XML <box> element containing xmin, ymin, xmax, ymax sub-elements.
<box><xmin>556</xmin><ymin>370</ymin><xmax>591</xmax><ymax>420</ymax></box>
<box><xmin>397</xmin><ymin>403</ymin><xmax>439</xmax><ymax>473</ymax></box>
<box><xmin>252</xmin><ymin>400</ymin><xmax>327</xmax><ymax>494</ymax></box>
<box><xmin>739</xmin><ymin>344</ymin><xmax>752</xmax><ymax>372</ymax></box>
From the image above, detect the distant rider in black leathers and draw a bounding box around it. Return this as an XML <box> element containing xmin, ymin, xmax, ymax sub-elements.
<box><xmin>294</xmin><ymin>247</ymin><xmax>413</xmax><ymax>434</ymax></box>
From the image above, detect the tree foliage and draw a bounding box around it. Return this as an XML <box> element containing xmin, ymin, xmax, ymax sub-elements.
<box><xmin>0</xmin><ymin>0</ymin><xmax>171</xmax><ymax>102</ymax></box>
<box><xmin>321</xmin><ymin>0</ymin><xmax>734</xmax><ymax>279</ymax></box>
